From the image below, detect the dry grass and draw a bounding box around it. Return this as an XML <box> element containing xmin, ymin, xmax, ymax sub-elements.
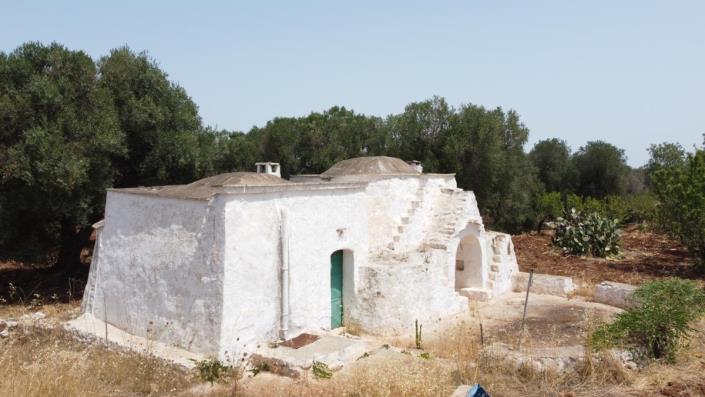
<box><xmin>0</xmin><ymin>325</ymin><xmax>198</xmax><ymax>397</ymax></box>
<box><xmin>0</xmin><ymin>313</ymin><xmax>704</xmax><ymax>396</ymax></box>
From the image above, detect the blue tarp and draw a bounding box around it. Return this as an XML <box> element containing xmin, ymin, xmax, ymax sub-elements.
<box><xmin>466</xmin><ymin>384</ymin><xmax>490</xmax><ymax>397</ymax></box>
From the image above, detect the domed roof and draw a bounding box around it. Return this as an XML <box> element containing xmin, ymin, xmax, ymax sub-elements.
<box><xmin>321</xmin><ymin>156</ymin><xmax>419</xmax><ymax>178</ymax></box>
<box><xmin>117</xmin><ymin>172</ymin><xmax>291</xmax><ymax>199</ymax></box>
<box><xmin>185</xmin><ymin>172</ymin><xmax>290</xmax><ymax>188</ymax></box>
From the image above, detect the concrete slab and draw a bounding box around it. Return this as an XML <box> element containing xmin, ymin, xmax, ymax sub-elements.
<box><xmin>66</xmin><ymin>314</ymin><xmax>204</xmax><ymax>367</ymax></box>
<box><xmin>250</xmin><ymin>332</ymin><xmax>376</xmax><ymax>378</ymax></box>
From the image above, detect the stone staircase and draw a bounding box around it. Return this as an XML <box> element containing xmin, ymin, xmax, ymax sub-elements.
<box><xmin>385</xmin><ymin>187</ymin><xmax>425</xmax><ymax>251</ymax></box>
<box><xmin>424</xmin><ymin>188</ymin><xmax>469</xmax><ymax>251</ymax></box>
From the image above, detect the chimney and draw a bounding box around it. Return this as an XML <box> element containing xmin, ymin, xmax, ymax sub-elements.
<box><xmin>407</xmin><ymin>160</ymin><xmax>423</xmax><ymax>173</ymax></box>
<box><xmin>255</xmin><ymin>162</ymin><xmax>281</xmax><ymax>177</ymax></box>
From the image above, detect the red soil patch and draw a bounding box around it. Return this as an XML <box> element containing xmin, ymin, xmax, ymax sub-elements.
<box><xmin>513</xmin><ymin>226</ymin><xmax>701</xmax><ymax>285</ymax></box>
<box><xmin>659</xmin><ymin>380</ymin><xmax>705</xmax><ymax>397</ymax></box>
<box><xmin>279</xmin><ymin>333</ymin><xmax>320</xmax><ymax>349</ymax></box>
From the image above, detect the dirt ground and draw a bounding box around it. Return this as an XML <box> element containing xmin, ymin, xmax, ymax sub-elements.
<box><xmin>513</xmin><ymin>226</ymin><xmax>702</xmax><ymax>286</ymax></box>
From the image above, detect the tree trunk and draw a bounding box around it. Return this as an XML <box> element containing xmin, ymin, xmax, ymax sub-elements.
<box><xmin>54</xmin><ymin>219</ymin><xmax>93</xmax><ymax>274</ymax></box>
<box><xmin>536</xmin><ymin>217</ymin><xmax>546</xmax><ymax>234</ymax></box>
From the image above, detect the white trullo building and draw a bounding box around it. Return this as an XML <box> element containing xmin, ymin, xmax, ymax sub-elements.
<box><xmin>79</xmin><ymin>156</ymin><xmax>518</xmax><ymax>361</ymax></box>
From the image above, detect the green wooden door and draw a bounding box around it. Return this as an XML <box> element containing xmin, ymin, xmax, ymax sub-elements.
<box><xmin>330</xmin><ymin>250</ymin><xmax>344</xmax><ymax>329</ymax></box>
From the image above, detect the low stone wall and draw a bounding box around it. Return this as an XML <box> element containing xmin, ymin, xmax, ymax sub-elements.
<box><xmin>512</xmin><ymin>272</ymin><xmax>575</xmax><ymax>297</ymax></box>
<box><xmin>593</xmin><ymin>281</ymin><xmax>637</xmax><ymax>309</ymax></box>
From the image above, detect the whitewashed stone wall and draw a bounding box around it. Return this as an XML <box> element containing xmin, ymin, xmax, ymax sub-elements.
<box><xmin>218</xmin><ymin>187</ymin><xmax>368</xmax><ymax>360</ymax></box>
<box><xmin>79</xmin><ymin>171</ymin><xmax>523</xmax><ymax>361</ymax></box>
<box><xmin>80</xmin><ymin>192</ymin><xmax>226</xmax><ymax>355</ymax></box>
<box><xmin>350</xmin><ymin>258</ymin><xmax>466</xmax><ymax>335</ymax></box>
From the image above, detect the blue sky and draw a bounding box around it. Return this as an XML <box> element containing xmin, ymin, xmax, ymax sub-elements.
<box><xmin>2</xmin><ymin>1</ymin><xmax>704</xmax><ymax>166</ymax></box>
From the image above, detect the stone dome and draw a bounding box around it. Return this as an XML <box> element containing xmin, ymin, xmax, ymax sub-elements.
<box><xmin>117</xmin><ymin>172</ymin><xmax>291</xmax><ymax>200</ymax></box>
<box><xmin>186</xmin><ymin>172</ymin><xmax>290</xmax><ymax>188</ymax></box>
<box><xmin>321</xmin><ymin>156</ymin><xmax>419</xmax><ymax>178</ymax></box>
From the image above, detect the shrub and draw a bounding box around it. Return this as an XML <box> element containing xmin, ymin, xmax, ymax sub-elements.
<box><xmin>312</xmin><ymin>361</ymin><xmax>333</xmax><ymax>379</ymax></box>
<box><xmin>191</xmin><ymin>358</ymin><xmax>231</xmax><ymax>385</ymax></box>
<box><xmin>620</xmin><ymin>194</ymin><xmax>658</xmax><ymax>225</ymax></box>
<box><xmin>565</xmin><ymin>193</ymin><xmax>583</xmax><ymax>214</ymax></box>
<box><xmin>536</xmin><ymin>191</ymin><xmax>563</xmax><ymax>232</ymax></box>
<box><xmin>651</xmin><ymin>149</ymin><xmax>705</xmax><ymax>268</ymax></box>
<box><xmin>553</xmin><ymin>209</ymin><xmax>620</xmax><ymax>257</ymax></box>
<box><xmin>592</xmin><ymin>278</ymin><xmax>705</xmax><ymax>362</ymax></box>
<box><xmin>582</xmin><ymin>197</ymin><xmax>607</xmax><ymax>217</ymax></box>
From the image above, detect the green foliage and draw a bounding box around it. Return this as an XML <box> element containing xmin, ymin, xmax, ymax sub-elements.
<box><xmin>529</xmin><ymin>138</ymin><xmax>575</xmax><ymax>192</ymax></box>
<box><xmin>651</xmin><ymin>147</ymin><xmax>705</xmax><ymax>267</ymax></box>
<box><xmin>646</xmin><ymin>142</ymin><xmax>686</xmax><ymax>186</ymax></box>
<box><xmin>312</xmin><ymin>361</ymin><xmax>333</xmax><ymax>379</ymax></box>
<box><xmin>444</xmin><ymin>106</ymin><xmax>541</xmax><ymax>233</ymax></box>
<box><xmin>251</xmin><ymin>99</ymin><xmax>541</xmax><ymax>233</ymax></box>
<box><xmin>0</xmin><ymin>43</ymin><xmax>218</xmax><ymax>269</ymax></box>
<box><xmin>536</xmin><ymin>191</ymin><xmax>563</xmax><ymax>231</ymax></box>
<box><xmin>0</xmin><ymin>41</ymin><xmax>667</xmax><ymax>270</ymax></box>
<box><xmin>98</xmin><ymin>47</ymin><xmax>209</xmax><ymax>187</ymax></box>
<box><xmin>415</xmin><ymin>319</ymin><xmax>423</xmax><ymax>350</ymax></box>
<box><xmin>387</xmin><ymin>96</ymin><xmax>451</xmax><ymax>172</ymax></box>
<box><xmin>592</xmin><ymin>278</ymin><xmax>705</xmax><ymax>362</ymax></box>
<box><xmin>249</xmin><ymin>362</ymin><xmax>269</xmax><ymax>376</ymax></box>
<box><xmin>191</xmin><ymin>358</ymin><xmax>231</xmax><ymax>385</ymax></box>
<box><xmin>0</xmin><ymin>42</ymin><xmax>124</xmax><ymax>266</ymax></box>
<box><xmin>557</xmin><ymin>193</ymin><xmax>657</xmax><ymax>227</ymax></box>
<box><xmin>251</xmin><ymin>106</ymin><xmax>389</xmax><ymax>177</ymax></box>
<box><xmin>572</xmin><ymin>141</ymin><xmax>629</xmax><ymax>198</ymax></box>
<box><xmin>553</xmin><ymin>209</ymin><xmax>621</xmax><ymax>257</ymax></box>
<box><xmin>582</xmin><ymin>197</ymin><xmax>607</xmax><ymax>217</ymax></box>
<box><xmin>604</xmin><ymin>194</ymin><xmax>658</xmax><ymax>225</ymax></box>
<box><xmin>565</xmin><ymin>193</ymin><xmax>583</xmax><ymax>214</ymax></box>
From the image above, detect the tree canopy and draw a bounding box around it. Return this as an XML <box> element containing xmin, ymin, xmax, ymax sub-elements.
<box><xmin>0</xmin><ymin>41</ymin><xmax>689</xmax><ymax>270</ymax></box>
<box><xmin>98</xmin><ymin>47</ymin><xmax>210</xmax><ymax>187</ymax></box>
<box><xmin>529</xmin><ymin>138</ymin><xmax>574</xmax><ymax>193</ymax></box>
<box><xmin>0</xmin><ymin>43</ymin><xmax>217</xmax><ymax>270</ymax></box>
<box><xmin>650</xmin><ymin>142</ymin><xmax>705</xmax><ymax>267</ymax></box>
<box><xmin>572</xmin><ymin>141</ymin><xmax>629</xmax><ymax>198</ymax></box>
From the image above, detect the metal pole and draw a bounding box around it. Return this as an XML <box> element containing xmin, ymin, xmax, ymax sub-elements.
<box><xmin>279</xmin><ymin>208</ymin><xmax>290</xmax><ymax>340</ymax></box>
<box><xmin>520</xmin><ymin>269</ymin><xmax>534</xmax><ymax>332</ymax></box>
<box><xmin>480</xmin><ymin>322</ymin><xmax>484</xmax><ymax>347</ymax></box>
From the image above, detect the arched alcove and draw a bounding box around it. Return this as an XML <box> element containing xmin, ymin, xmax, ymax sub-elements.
<box><xmin>454</xmin><ymin>234</ymin><xmax>483</xmax><ymax>289</ymax></box>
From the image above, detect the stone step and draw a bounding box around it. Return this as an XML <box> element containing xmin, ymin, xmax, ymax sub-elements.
<box><xmin>393</xmin><ymin>235</ymin><xmax>400</xmax><ymax>243</ymax></box>
<box><xmin>397</xmin><ymin>225</ymin><xmax>404</xmax><ymax>234</ymax></box>
<box><xmin>401</xmin><ymin>217</ymin><xmax>410</xmax><ymax>225</ymax></box>
<box><xmin>427</xmin><ymin>242</ymin><xmax>447</xmax><ymax>250</ymax></box>
<box><xmin>411</xmin><ymin>201</ymin><xmax>421</xmax><ymax>209</ymax></box>
<box><xmin>458</xmin><ymin>287</ymin><xmax>492</xmax><ymax>302</ymax></box>
<box><xmin>490</xmin><ymin>264</ymin><xmax>500</xmax><ymax>272</ymax></box>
